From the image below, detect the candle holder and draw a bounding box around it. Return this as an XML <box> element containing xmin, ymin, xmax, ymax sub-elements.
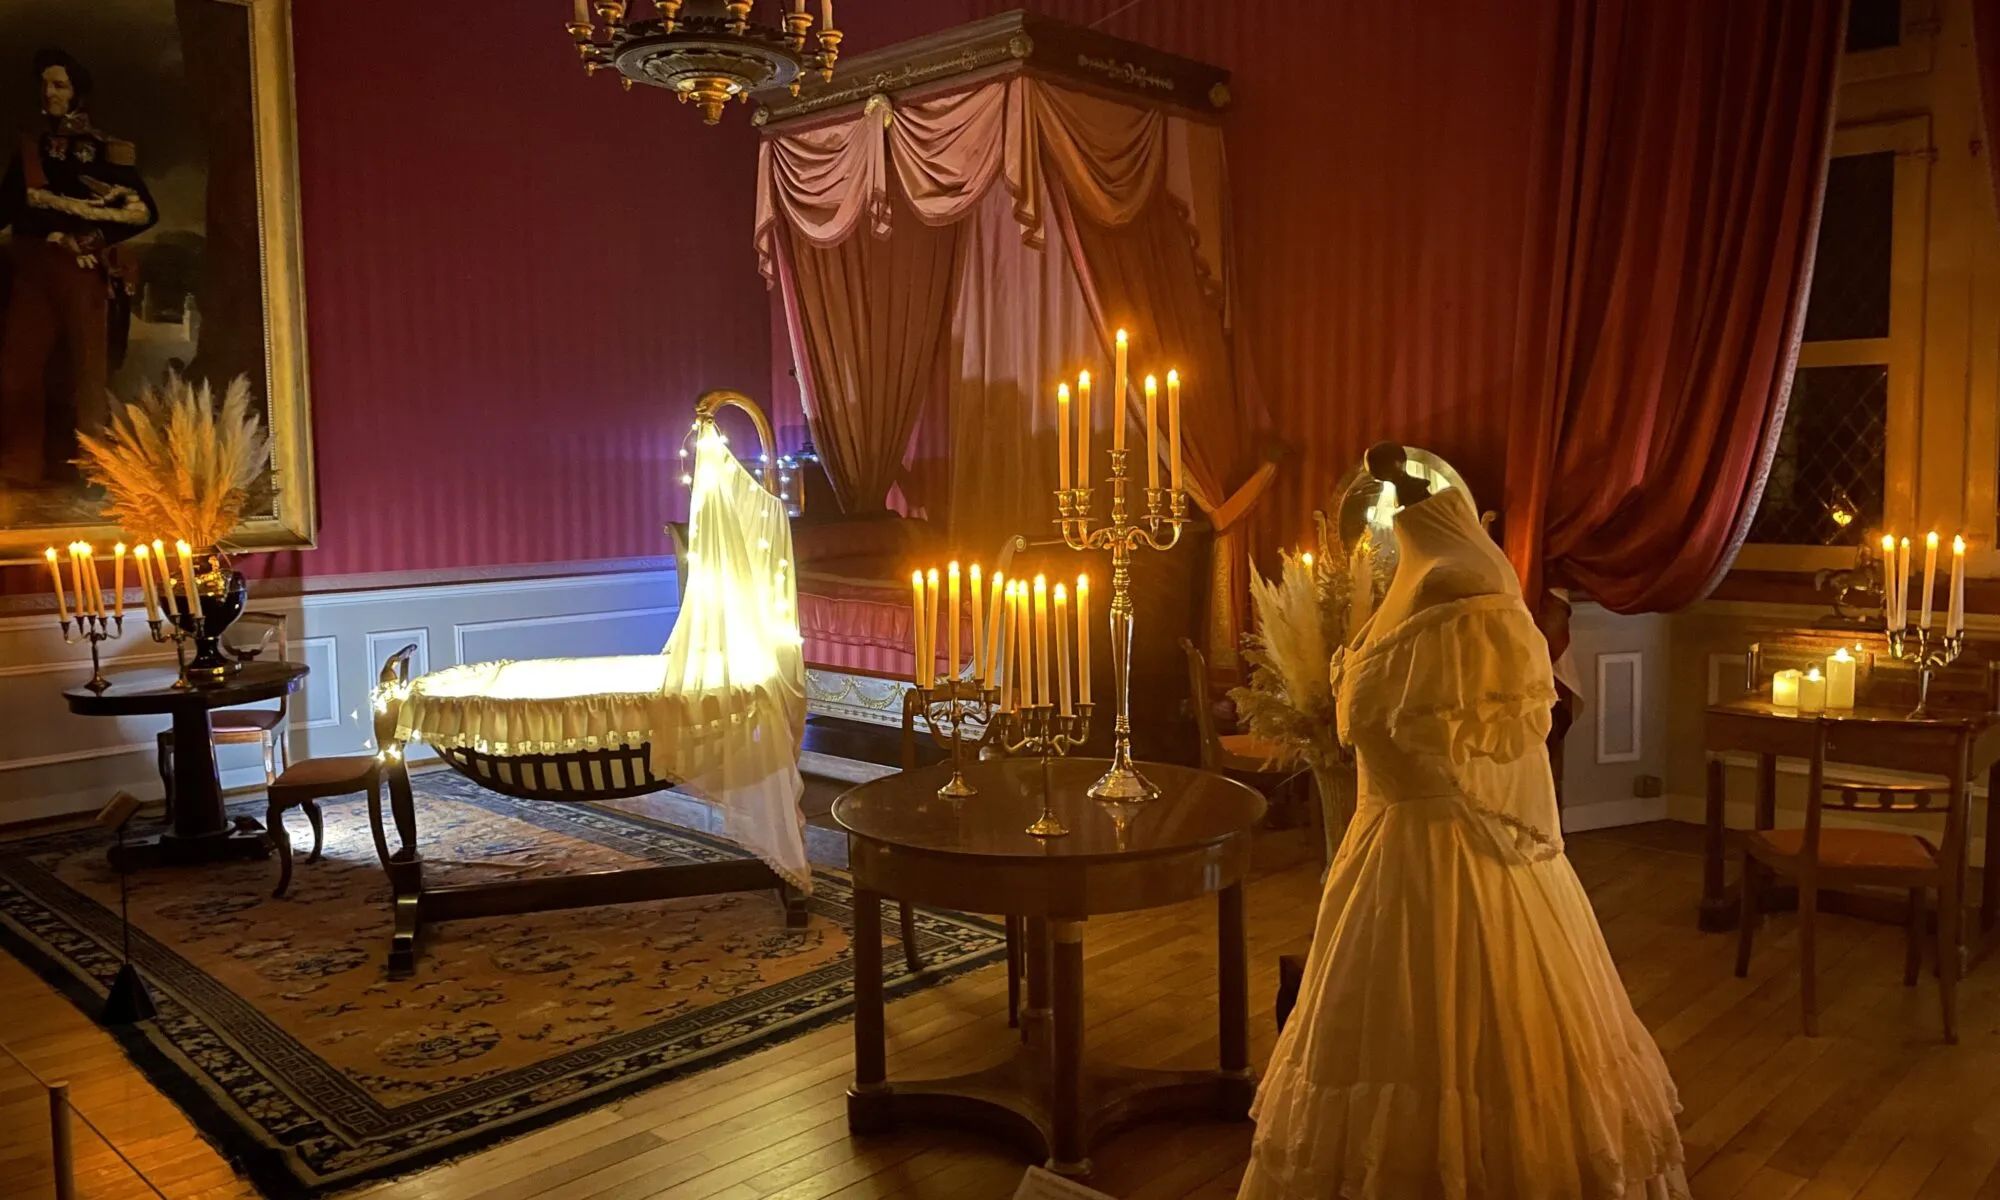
<box><xmin>990</xmin><ymin>703</ymin><xmax>1093</xmax><ymax>836</ymax></box>
<box><xmin>1057</xmin><ymin>448</ymin><xmax>1187</xmax><ymax>801</ymax></box>
<box><xmin>61</xmin><ymin>612</ymin><xmax>125</xmax><ymax>694</ymax></box>
<box><xmin>1888</xmin><ymin>624</ymin><xmax>1964</xmax><ymax>719</ymax></box>
<box><xmin>911</xmin><ymin>677</ymin><xmax>998</xmax><ymax>800</ymax></box>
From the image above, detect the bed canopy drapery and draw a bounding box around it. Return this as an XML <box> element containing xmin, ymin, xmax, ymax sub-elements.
<box><xmin>755</xmin><ymin>12</ymin><xmax>1273</xmax><ymax>669</ymax></box>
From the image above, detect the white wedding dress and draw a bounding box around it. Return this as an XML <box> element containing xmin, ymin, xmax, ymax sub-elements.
<box><xmin>1239</xmin><ymin>489</ymin><xmax>1687</xmax><ymax>1200</ymax></box>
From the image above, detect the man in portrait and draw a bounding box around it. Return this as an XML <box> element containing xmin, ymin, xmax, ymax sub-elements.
<box><xmin>0</xmin><ymin>47</ymin><xmax>157</xmax><ymax>488</ymax></box>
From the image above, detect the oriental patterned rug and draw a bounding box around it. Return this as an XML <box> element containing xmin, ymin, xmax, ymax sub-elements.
<box><xmin>0</xmin><ymin>772</ymin><xmax>1004</xmax><ymax>1197</ymax></box>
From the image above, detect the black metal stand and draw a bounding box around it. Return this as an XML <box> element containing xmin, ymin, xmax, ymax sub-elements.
<box><xmin>100</xmin><ymin>816</ymin><xmax>157</xmax><ymax>1026</ymax></box>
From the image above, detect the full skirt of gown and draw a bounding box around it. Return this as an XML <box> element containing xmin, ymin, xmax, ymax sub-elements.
<box><xmin>1237</xmin><ymin>787</ymin><xmax>1689</xmax><ymax>1200</ymax></box>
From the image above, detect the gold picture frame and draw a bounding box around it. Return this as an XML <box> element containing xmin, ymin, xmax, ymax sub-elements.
<box><xmin>0</xmin><ymin>0</ymin><xmax>314</xmax><ymax>561</ymax></box>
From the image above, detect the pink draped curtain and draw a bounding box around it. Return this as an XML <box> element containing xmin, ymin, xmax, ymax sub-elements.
<box><xmin>757</xmin><ymin>76</ymin><xmax>1266</xmax><ymax>664</ymax></box>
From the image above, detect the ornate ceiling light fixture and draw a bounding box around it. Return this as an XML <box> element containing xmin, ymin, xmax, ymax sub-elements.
<box><xmin>565</xmin><ymin>0</ymin><xmax>843</xmax><ymax>124</ymax></box>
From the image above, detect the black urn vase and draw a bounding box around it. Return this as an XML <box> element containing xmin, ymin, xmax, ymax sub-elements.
<box><xmin>177</xmin><ymin>552</ymin><xmax>248</xmax><ymax>683</ymax></box>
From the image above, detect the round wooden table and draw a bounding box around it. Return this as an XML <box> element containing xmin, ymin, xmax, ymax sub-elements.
<box><xmin>833</xmin><ymin>756</ymin><xmax>1265</xmax><ymax>1178</ymax></box>
<box><xmin>65</xmin><ymin>661</ymin><xmax>309</xmax><ymax>870</ymax></box>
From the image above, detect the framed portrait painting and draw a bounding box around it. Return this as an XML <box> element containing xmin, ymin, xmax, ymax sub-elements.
<box><xmin>0</xmin><ymin>0</ymin><xmax>313</xmax><ymax>561</ymax></box>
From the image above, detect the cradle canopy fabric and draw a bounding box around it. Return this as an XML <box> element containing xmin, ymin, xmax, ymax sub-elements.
<box><xmin>398</xmin><ymin>430</ymin><xmax>810</xmax><ymax>889</ymax></box>
<box><xmin>757</xmin><ymin>74</ymin><xmax>1269</xmax><ymax>667</ymax></box>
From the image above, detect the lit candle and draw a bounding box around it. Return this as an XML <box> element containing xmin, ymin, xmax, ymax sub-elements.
<box><xmin>1054</xmin><ymin>581</ymin><xmax>1072</xmax><ymax>717</ymax></box>
<box><xmin>1033</xmin><ymin>574</ymin><xmax>1049</xmax><ymax>708</ymax></box>
<box><xmin>1798</xmin><ymin>667</ymin><xmax>1827</xmax><ymax>714</ymax></box>
<box><xmin>1825</xmin><ymin>647</ymin><xmax>1857</xmax><ymax>709</ymax></box>
<box><xmin>1921</xmin><ymin>531</ymin><xmax>1939</xmax><ymax>630</ymax></box>
<box><xmin>1077</xmin><ymin>370</ymin><xmax>1092</xmax><ymax>490</ymax></box>
<box><xmin>150</xmin><ymin>540</ymin><xmax>174</xmax><ymax>613</ymax></box>
<box><xmin>44</xmin><ymin>548</ymin><xmax>70</xmax><ymax>624</ymax></box>
<box><xmin>1167</xmin><ymin>369</ymin><xmax>1182</xmax><ymax>494</ymax></box>
<box><xmin>1772</xmin><ymin>668</ymin><xmax>1802</xmax><ymax>709</ymax></box>
<box><xmin>910</xmin><ymin>570</ymin><xmax>927</xmax><ymax>687</ymax></box>
<box><xmin>986</xmin><ymin>571</ymin><xmax>1006</xmax><ymax>685</ymax></box>
<box><xmin>1113</xmin><ymin>329</ymin><xmax>1128</xmax><ymax>453</ymax></box>
<box><xmin>1076</xmin><ymin>574</ymin><xmax>1091</xmax><ymax>704</ymax></box>
<box><xmin>822</xmin><ymin>0</ymin><xmax>834</xmax><ymax>28</ymax></box>
<box><xmin>1898</xmin><ymin>537</ymin><xmax>1911</xmax><ymax>629</ymax></box>
<box><xmin>176</xmin><ymin>541</ymin><xmax>200</xmax><ymax>621</ymax></box>
<box><xmin>1144</xmin><ymin>374</ymin><xmax>1160</xmax><ymax>491</ymax></box>
<box><xmin>1057</xmin><ymin>384</ymin><xmax>1071</xmax><ymax>491</ymax></box>
<box><xmin>66</xmin><ymin>544</ymin><xmax>86</xmax><ymax>619</ymax></box>
<box><xmin>574</xmin><ymin>0</ymin><xmax>590</xmax><ymax>23</ymax></box>
<box><xmin>112</xmin><ymin>543</ymin><xmax>126</xmax><ymax>620</ymax></box>
<box><xmin>133</xmin><ymin>544</ymin><xmax>159</xmax><ymax>623</ymax></box>
<box><xmin>1015</xmin><ymin>580</ymin><xmax>1032</xmax><ymax>708</ymax></box>
<box><xmin>1880</xmin><ymin>534</ymin><xmax>1898</xmax><ymax>630</ymax></box>
<box><xmin>925</xmin><ymin>568</ymin><xmax>940</xmax><ymax>688</ymax></box>
<box><xmin>969</xmin><ymin>563</ymin><xmax>985</xmax><ymax>686</ymax></box>
<box><xmin>998</xmin><ymin>582</ymin><xmax>1015</xmax><ymax>711</ymax></box>
<box><xmin>946</xmin><ymin>561</ymin><xmax>961</xmax><ymax>681</ymax></box>
<box><xmin>1951</xmin><ymin>535</ymin><xmax>1967</xmax><ymax>636</ymax></box>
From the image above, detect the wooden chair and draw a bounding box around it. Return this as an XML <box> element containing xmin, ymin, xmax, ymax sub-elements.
<box><xmin>1733</xmin><ymin>720</ymin><xmax>1967</xmax><ymax>1043</ymax></box>
<box><xmin>158</xmin><ymin>611</ymin><xmax>290</xmax><ymax>819</ymax></box>
<box><xmin>265</xmin><ymin>646</ymin><xmax>415</xmax><ymax>898</ymax></box>
<box><xmin>900</xmin><ymin>683</ymin><xmax>1027</xmax><ymax>1027</ymax></box>
<box><xmin>1181</xmin><ymin>637</ymin><xmax>1321</xmax><ymax>843</ymax></box>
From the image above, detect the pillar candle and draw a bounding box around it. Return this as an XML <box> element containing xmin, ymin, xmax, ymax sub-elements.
<box><xmin>112</xmin><ymin>543</ymin><xmax>126</xmax><ymax>620</ymax></box>
<box><xmin>1076</xmin><ymin>574</ymin><xmax>1091</xmax><ymax>704</ymax></box>
<box><xmin>1077</xmin><ymin>371</ymin><xmax>1092</xmax><ymax>491</ymax></box>
<box><xmin>1950</xmin><ymin>535</ymin><xmax>1966</xmax><ymax>636</ymax></box>
<box><xmin>44</xmin><ymin>548</ymin><xmax>70</xmax><ymax>624</ymax></box>
<box><xmin>133</xmin><ymin>544</ymin><xmax>159</xmax><ymax>622</ymax></box>
<box><xmin>910</xmin><ymin>570</ymin><xmax>926</xmax><ymax>686</ymax></box>
<box><xmin>1797</xmin><ymin>667</ymin><xmax>1827</xmax><ymax>714</ymax></box>
<box><xmin>986</xmin><ymin>572</ymin><xmax>1006</xmax><ymax>685</ymax></box>
<box><xmin>1167</xmin><ymin>369</ymin><xmax>1182</xmax><ymax>494</ymax></box>
<box><xmin>1144</xmin><ymin>374</ymin><xmax>1159</xmax><ymax>491</ymax></box>
<box><xmin>1113</xmin><ymin>330</ymin><xmax>1128</xmax><ymax>453</ymax></box>
<box><xmin>1771</xmin><ymin>668</ymin><xmax>1802</xmax><ymax>708</ymax></box>
<box><xmin>1921</xmin><ymin>531</ymin><xmax>1939</xmax><ymax>629</ymax></box>
<box><xmin>1054</xmin><ymin>582</ymin><xmax>1072</xmax><ymax>717</ymax></box>
<box><xmin>1879</xmin><ymin>534</ymin><xmax>1898</xmax><ymax>630</ymax></box>
<box><xmin>946</xmin><ymin>561</ymin><xmax>961</xmax><ymax>681</ymax></box>
<box><xmin>969</xmin><ymin>563</ymin><xmax>985</xmax><ymax>686</ymax></box>
<box><xmin>1897</xmin><ymin>537</ymin><xmax>1911</xmax><ymax>629</ymax></box>
<box><xmin>1825</xmin><ymin>647</ymin><xmax>1857</xmax><ymax>709</ymax></box>
<box><xmin>1057</xmin><ymin>384</ymin><xmax>1071</xmax><ymax>491</ymax></box>
<box><xmin>176</xmin><ymin>541</ymin><xmax>200</xmax><ymax>620</ymax></box>
<box><xmin>925</xmin><ymin>568</ymin><xmax>940</xmax><ymax>688</ymax></box>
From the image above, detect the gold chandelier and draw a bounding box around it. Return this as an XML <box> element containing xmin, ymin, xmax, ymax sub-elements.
<box><xmin>565</xmin><ymin>0</ymin><xmax>843</xmax><ymax>124</ymax></box>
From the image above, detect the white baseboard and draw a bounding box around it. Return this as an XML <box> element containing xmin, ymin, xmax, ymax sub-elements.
<box><xmin>1562</xmin><ymin>795</ymin><xmax>1670</xmax><ymax>833</ymax></box>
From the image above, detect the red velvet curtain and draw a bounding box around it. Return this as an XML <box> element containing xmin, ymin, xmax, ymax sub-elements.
<box><xmin>1502</xmin><ymin>0</ymin><xmax>1844</xmax><ymax>625</ymax></box>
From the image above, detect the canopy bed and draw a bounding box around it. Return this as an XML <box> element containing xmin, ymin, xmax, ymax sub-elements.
<box><xmin>373</xmin><ymin>391</ymin><xmax>810</xmax><ymax>977</ymax></box>
<box><xmin>755</xmin><ymin>12</ymin><xmax>1270</xmax><ymax>738</ymax></box>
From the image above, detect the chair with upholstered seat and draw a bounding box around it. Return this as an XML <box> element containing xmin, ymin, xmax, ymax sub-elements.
<box><xmin>265</xmin><ymin>646</ymin><xmax>415</xmax><ymax>897</ymax></box>
<box><xmin>1734</xmin><ymin>721</ymin><xmax>1965</xmax><ymax>1043</ymax></box>
<box><xmin>1181</xmin><ymin>637</ymin><xmax>1316</xmax><ymax>844</ymax></box>
<box><xmin>158</xmin><ymin>612</ymin><xmax>290</xmax><ymax>819</ymax></box>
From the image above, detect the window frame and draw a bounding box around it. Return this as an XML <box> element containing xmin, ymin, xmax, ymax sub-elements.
<box><xmin>1735</xmin><ymin>114</ymin><xmax>1933</xmax><ymax>573</ymax></box>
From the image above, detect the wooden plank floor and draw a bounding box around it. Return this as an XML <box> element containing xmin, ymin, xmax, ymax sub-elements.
<box><xmin>7</xmin><ymin>822</ymin><xmax>2000</xmax><ymax>1198</ymax></box>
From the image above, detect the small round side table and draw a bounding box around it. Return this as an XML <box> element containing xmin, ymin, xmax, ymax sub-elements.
<box><xmin>833</xmin><ymin>756</ymin><xmax>1265</xmax><ymax>1178</ymax></box>
<box><xmin>65</xmin><ymin>661</ymin><xmax>309</xmax><ymax>870</ymax></box>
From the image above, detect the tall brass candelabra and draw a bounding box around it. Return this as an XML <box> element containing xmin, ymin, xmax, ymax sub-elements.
<box><xmin>1056</xmin><ymin>447</ymin><xmax>1188</xmax><ymax>801</ymax></box>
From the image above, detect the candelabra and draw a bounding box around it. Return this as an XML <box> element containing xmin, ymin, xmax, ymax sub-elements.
<box><xmin>990</xmin><ymin>703</ymin><xmax>1093</xmax><ymax>836</ymax></box>
<box><xmin>61</xmin><ymin>612</ymin><xmax>124</xmax><ymax>694</ymax></box>
<box><xmin>1056</xmin><ymin>448</ymin><xmax>1187</xmax><ymax>801</ymax></box>
<box><xmin>911</xmin><ymin>677</ymin><xmax>997</xmax><ymax>800</ymax></box>
<box><xmin>1888</xmin><ymin>624</ymin><xmax>1963</xmax><ymax>719</ymax></box>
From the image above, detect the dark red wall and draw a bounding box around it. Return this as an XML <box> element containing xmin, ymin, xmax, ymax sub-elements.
<box><xmin>274</xmin><ymin>0</ymin><xmax>773</xmax><ymax>578</ymax></box>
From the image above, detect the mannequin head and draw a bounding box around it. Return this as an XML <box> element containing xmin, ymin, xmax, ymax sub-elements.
<box><xmin>1365</xmin><ymin>441</ymin><xmax>1435</xmax><ymax>505</ymax></box>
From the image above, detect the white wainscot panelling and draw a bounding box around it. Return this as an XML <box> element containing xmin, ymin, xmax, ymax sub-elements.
<box><xmin>0</xmin><ymin>568</ymin><xmax>677</xmax><ymax>823</ymax></box>
<box><xmin>1595</xmin><ymin>652</ymin><xmax>1643</xmax><ymax>764</ymax></box>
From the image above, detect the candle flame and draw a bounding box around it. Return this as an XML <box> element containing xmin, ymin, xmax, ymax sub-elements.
<box><xmin>1167</xmin><ymin>368</ymin><xmax>1179</xmax><ymax>384</ymax></box>
<box><xmin>1115</xmin><ymin>329</ymin><xmax>1127</xmax><ymax>345</ymax></box>
<box><xmin>1901</xmin><ymin>536</ymin><xmax>1911</xmax><ymax>549</ymax></box>
<box><xmin>1833</xmin><ymin>646</ymin><xmax>1853</xmax><ymax>661</ymax></box>
<box><xmin>1881</xmin><ymin>533</ymin><xmax>1896</xmax><ymax>551</ymax></box>
<box><xmin>1144</xmin><ymin>374</ymin><xmax>1157</xmax><ymax>393</ymax></box>
<box><xmin>175</xmin><ymin>539</ymin><xmax>192</xmax><ymax>554</ymax></box>
<box><xmin>43</xmin><ymin>547</ymin><xmax>55</xmax><ymax>562</ymax></box>
<box><xmin>1033</xmin><ymin>574</ymin><xmax>1046</xmax><ymax>593</ymax></box>
<box><xmin>948</xmin><ymin>560</ymin><xmax>959</xmax><ymax>576</ymax></box>
<box><xmin>1078</xmin><ymin>369</ymin><xmax>1091</xmax><ymax>385</ymax></box>
<box><xmin>134</xmin><ymin>544</ymin><xmax>149</xmax><ymax>560</ymax></box>
<box><xmin>912</xmin><ymin>569</ymin><xmax>923</xmax><ymax>586</ymax></box>
<box><xmin>926</xmin><ymin>568</ymin><xmax>938</xmax><ymax>585</ymax></box>
<box><xmin>1806</xmin><ymin>667</ymin><xmax>1822</xmax><ymax>681</ymax></box>
<box><xmin>1928</xmin><ymin>530</ymin><xmax>1940</xmax><ymax>548</ymax></box>
<box><xmin>1077</xmin><ymin>574</ymin><xmax>1088</xmax><ymax>592</ymax></box>
<box><xmin>1058</xmin><ymin>383</ymin><xmax>1070</xmax><ymax>402</ymax></box>
<box><xmin>1054</xmin><ymin>582</ymin><xmax>1067</xmax><ymax>601</ymax></box>
<box><xmin>1955</xmin><ymin>535</ymin><xmax>1967</xmax><ymax>553</ymax></box>
<box><xmin>1302</xmin><ymin>551</ymin><xmax>1314</xmax><ymax>567</ymax></box>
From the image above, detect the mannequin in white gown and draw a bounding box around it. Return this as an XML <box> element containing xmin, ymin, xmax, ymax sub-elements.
<box><xmin>1238</xmin><ymin>482</ymin><xmax>1687</xmax><ymax>1200</ymax></box>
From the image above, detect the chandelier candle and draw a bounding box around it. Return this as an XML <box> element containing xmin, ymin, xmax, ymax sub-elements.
<box><xmin>1055</xmin><ymin>328</ymin><xmax>1191</xmax><ymax>800</ymax></box>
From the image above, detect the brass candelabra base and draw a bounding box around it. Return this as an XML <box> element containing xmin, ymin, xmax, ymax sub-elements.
<box><xmin>1888</xmin><ymin>626</ymin><xmax>1964</xmax><ymax>719</ymax></box>
<box><xmin>62</xmin><ymin>615</ymin><xmax>125</xmax><ymax>693</ymax></box>
<box><xmin>912</xmin><ymin>679</ymin><xmax>997</xmax><ymax>801</ymax></box>
<box><xmin>991</xmin><ymin>704</ymin><xmax>1092</xmax><ymax>837</ymax></box>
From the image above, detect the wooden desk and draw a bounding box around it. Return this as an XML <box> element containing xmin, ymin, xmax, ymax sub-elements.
<box><xmin>833</xmin><ymin>757</ymin><xmax>1264</xmax><ymax>1178</ymax></box>
<box><xmin>1702</xmin><ymin>698</ymin><xmax>2000</xmax><ymax>962</ymax></box>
